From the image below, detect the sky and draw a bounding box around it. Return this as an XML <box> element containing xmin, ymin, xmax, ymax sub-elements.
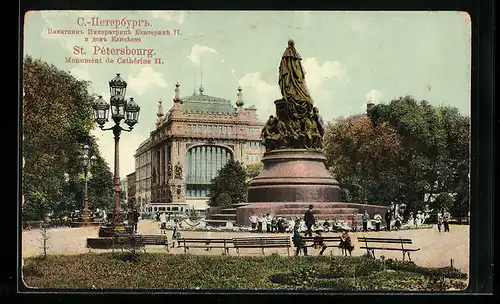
<box><xmin>23</xmin><ymin>11</ymin><xmax>471</xmax><ymax>177</ymax></box>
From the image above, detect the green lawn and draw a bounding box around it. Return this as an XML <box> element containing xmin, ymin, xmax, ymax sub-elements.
<box><xmin>22</xmin><ymin>253</ymin><xmax>468</xmax><ymax>291</ymax></box>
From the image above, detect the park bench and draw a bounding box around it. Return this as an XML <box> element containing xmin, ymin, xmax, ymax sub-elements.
<box><xmin>136</xmin><ymin>235</ymin><xmax>170</xmax><ymax>252</ymax></box>
<box><xmin>301</xmin><ymin>236</ymin><xmax>343</xmax><ymax>255</ymax></box>
<box><xmin>178</xmin><ymin>238</ymin><xmax>233</xmax><ymax>254</ymax></box>
<box><xmin>87</xmin><ymin>236</ymin><xmax>135</xmax><ymax>252</ymax></box>
<box><xmin>357</xmin><ymin>236</ymin><xmax>420</xmax><ymax>262</ymax></box>
<box><xmin>87</xmin><ymin>235</ymin><xmax>169</xmax><ymax>253</ymax></box>
<box><xmin>232</xmin><ymin>236</ymin><xmax>291</xmax><ymax>256</ymax></box>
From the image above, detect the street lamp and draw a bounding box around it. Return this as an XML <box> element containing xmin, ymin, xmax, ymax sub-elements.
<box><xmin>79</xmin><ymin>144</ymin><xmax>97</xmax><ymax>226</ymax></box>
<box><xmin>92</xmin><ymin>74</ymin><xmax>140</xmax><ymax>228</ymax></box>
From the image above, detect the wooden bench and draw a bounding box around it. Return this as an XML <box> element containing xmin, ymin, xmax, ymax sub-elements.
<box><xmin>232</xmin><ymin>237</ymin><xmax>291</xmax><ymax>256</ymax></box>
<box><xmin>87</xmin><ymin>236</ymin><xmax>136</xmax><ymax>252</ymax></box>
<box><xmin>301</xmin><ymin>236</ymin><xmax>342</xmax><ymax>255</ymax></box>
<box><xmin>87</xmin><ymin>235</ymin><xmax>169</xmax><ymax>253</ymax></box>
<box><xmin>178</xmin><ymin>238</ymin><xmax>233</xmax><ymax>254</ymax></box>
<box><xmin>358</xmin><ymin>237</ymin><xmax>420</xmax><ymax>262</ymax></box>
<box><xmin>136</xmin><ymin>235</ymin><xmax>169</xmax><ymax>252</ymax></box>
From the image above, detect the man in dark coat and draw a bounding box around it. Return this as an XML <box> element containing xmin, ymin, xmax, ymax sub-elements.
<box><xmin>304</xmin><ymin>204</ymin><xmax>316</xmax><ymax>237</ymax></box>
<box><xmin>385</xmin><ymin>209</ymin><xmax>392</xmax><ymax>231</ymax></box>
<box><xmin>132</xmin><ymin>209</ymin><xmax>140</xmax><ymax>234</ymax></box>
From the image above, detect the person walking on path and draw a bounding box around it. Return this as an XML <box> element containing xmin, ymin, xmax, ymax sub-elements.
<box><xmin>159</xmin><ymin>212</ymin><xmax>167</xmax><ymax>234</ymax></box>
<box><xmin>437</xmin><ymin>212</ymin><xmax>443</xmax><ymax>232</ymax></box>
<box><xmin>362</xmin><ymin>211</ymin><xmax>370</xmax><ymax>232</ymax></box>
<box><xmin>132</xmin><ymin>208</ymin><xmax>140</xmax><ymax>234</ymax></box>
<box><xmin>373</xmin><ymin>212</ymin><xmax>382</xmax><ymax>232</ymax></box>
<box><xmin>171</xmin><ymin>224</ymin><xmax>181</xmax><ymax>248</ymax></box>
<box><xmin>443</xmin><ymin>210</ymin><xmax>451</xmax><ymax>232</ymax></box>
<box><xmin>304</xmin><ymin>204</ymin><xmax>316</xmax><ymax>237</ymax></box>
<box><xmin>385</xmin><ymin>209</ymin><xmax>392</xmax><ymax>231</ymax></box>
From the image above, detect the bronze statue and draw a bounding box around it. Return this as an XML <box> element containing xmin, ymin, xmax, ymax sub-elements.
<box><xmin>261</xmin><ymin>40</ymin><xmax>325</xmax><ymax>151</ymax></box>
<box><xmin>279</xmin><ymin>39</ymin><xmax>314</xmax><ymax>118</ymax></box>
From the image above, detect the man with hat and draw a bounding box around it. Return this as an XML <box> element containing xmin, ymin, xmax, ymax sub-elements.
<box><xmin>385</xmin><ymin>208</ymin><xmax>392</xmax><ymax>231</ymax></box>
<box><xmin>304</xmin><ymin>204</ymin><xmax>316</xmax><ymax>237</ymax></box>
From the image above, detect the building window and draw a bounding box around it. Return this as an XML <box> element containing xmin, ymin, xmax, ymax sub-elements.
<box><xmin>186</xmin><ymin>145</ymin><xmax>233</xmax><ymax>198</ymax></box>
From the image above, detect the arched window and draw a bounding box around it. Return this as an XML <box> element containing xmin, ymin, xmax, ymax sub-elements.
<box><xmin>185</xmin><ymin>145</ymin><xmax>233</xmax><ymax>198</ymax></box>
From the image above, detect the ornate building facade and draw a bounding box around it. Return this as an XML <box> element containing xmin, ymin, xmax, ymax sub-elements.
<box><xmin>134</xmin><ymin>138</ymin><xmax>152</xmax><ymax>213</ymax></box>
<box><xmin>137</xmin><ymin>83</ymin><xmax>265</xmax><ymax>214</ymax></box>
<box><xmin>126</xmin><ymin>172</ymin><xmax>136</xmax><ymax>210</ymax></box>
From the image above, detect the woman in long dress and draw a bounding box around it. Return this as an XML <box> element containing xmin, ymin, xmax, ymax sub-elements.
<box><xmin>261</xmin><ymin>215</ymin><xmax>268</xmax><ymax>233</ymax></box>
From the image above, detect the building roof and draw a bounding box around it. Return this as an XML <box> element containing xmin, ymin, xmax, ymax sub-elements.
<box><xmin>181</xmin><ymin>92</ymin><xmax>236</xmax><ymax>115</ymax></box>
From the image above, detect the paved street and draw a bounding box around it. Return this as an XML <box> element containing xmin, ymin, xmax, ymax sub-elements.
<box><xmin>22</xmin><ymin>220</ymin><xmax>470</xmax><ymax>274</ymax></box>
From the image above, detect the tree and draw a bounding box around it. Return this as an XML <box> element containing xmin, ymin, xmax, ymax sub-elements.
<box><xmin>22</xmin><ymin>56</ymin><xmax>113</xmax><ymax>220</ymax></box>
<box><xmin>324</xmin><ymin>95</ymin><xmax>470</xmax><ymax>215</ymax></box>
<box><xmin>208</xmin><ymin>159</ymin><xmax>247</xmax><ymax>207</ymax></box>
<box><xmin>324</xmin><ymin>114</ymin><xmax>403</xmax><ymax>205</ymax></box>
<box><xmin>245</xmin><ymin>162</ymin><xmax>263</xmax><ymax>182</ymax></box>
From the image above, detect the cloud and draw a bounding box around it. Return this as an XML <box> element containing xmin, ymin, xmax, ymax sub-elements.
<box><xmin>237</xmin><ymin>72</ymin><xmax>280</xmax><ymax>120</ymax></box>
<box><xmin>365</xmin><ymin>89</ymin><xmax>384</xmax><ymax>103</ymax></box>
<box><xmin>302</xmin><ymin>57</ymin><xmax>346</xmax><ymax>94</ymax></box>
<box><xmin>127</xmin><ymin>67</ymin><xmax>168</xmax><ymax>96</ymax></box>
<box><xmin>187</xmin><ymin>44</ymin><xmax>218</xmax><ymax>65</ymax></box>
<box><xmin>152</xmin><ymin>11</ymin><xmax>186</xmax><ymax>24</ymax></box>
<box><xmin>236</xmin><ymin>58</ymin><xmax>346</xmax><ymax>121</ymax></box>
<box><xmin>361</xmin><ymin>89</ymin><xmax>384</xmax><ymax>110</ymax></box>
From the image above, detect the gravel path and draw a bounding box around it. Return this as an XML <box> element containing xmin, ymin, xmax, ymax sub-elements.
<box><xmin>22</xmin><ymin>220</ymin><xmax>469</xmax><ymax>274</ymax></box>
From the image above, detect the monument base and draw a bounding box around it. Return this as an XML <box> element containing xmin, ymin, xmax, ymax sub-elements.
<box><xmin>247</xmin><ymin>149</ymin><xmax>341</xmax><ymax>203</ymax></box>
<box><xmin>236</xmin><ymin>202</ymin><xmax>389</xmax><ymax>226</ymax></box>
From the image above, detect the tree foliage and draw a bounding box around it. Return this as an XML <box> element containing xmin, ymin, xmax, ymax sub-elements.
<box><xmin>22</xmin><ymin>56</ymin><xmax>113</xmax><ymax>220</ymax></box>
<box><xmin>245</xmin><ymin>162</ymin><xmax>263</xmax><ymax>182</ymax></box>
<box><xmin>324</xmin><ymin>96</ymin><xmax>470</xmax><ymax>216</ymax></box>
<box><xmin>208</xmin><ymin>159</ymin><xmax>248</xmax><ymax>207</ymax></box>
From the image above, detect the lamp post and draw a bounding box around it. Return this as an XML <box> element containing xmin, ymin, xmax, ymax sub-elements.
<box><xmin>80</xmin><ymin>144</ymin><xmax>97</xmax><ymax>226</ymax></box>
<box><xmin>92</xmin><ymin>74</ymin><xmax>140</xmax><ymax>229</ymax></box>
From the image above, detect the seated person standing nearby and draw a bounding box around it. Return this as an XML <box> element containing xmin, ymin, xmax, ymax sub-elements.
<box><xmin>313</xmin><ymin>227</ymin><xmax>328</xmax><ymax>255</ymax></box>
<box><xmin>323</xmin><ymin>219</ymin><xmax>331</xmax><ymax>232</ymax></box>
<box><xmin>339</xmin><ymin>229</ymin><xmax>354</xmax><ymax>256</ymax></box>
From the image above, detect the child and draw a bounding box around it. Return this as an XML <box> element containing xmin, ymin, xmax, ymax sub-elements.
<box><xmin>339</xmin><ymin>229</ymin><xmax>354</xmax><ymax>256</ymax></box>
<box><xmin>292</xmin><ymin>227</ymin><xmax>307</xmax><ymax>256</ymax></box>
